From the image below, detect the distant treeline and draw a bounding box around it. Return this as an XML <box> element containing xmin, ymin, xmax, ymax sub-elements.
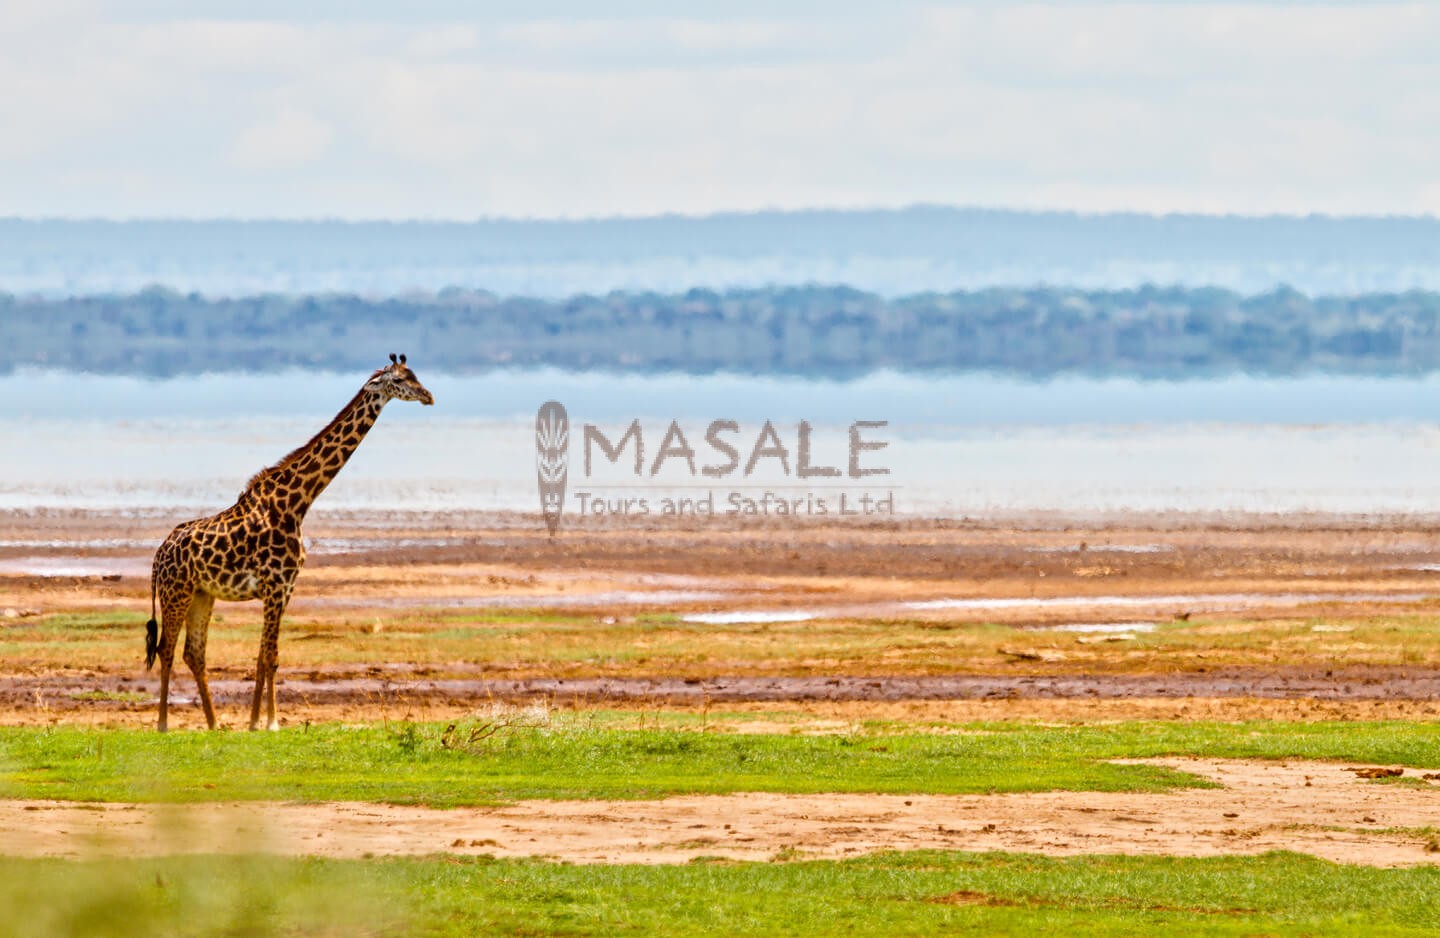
<box><xmin>7</xmin><ymin>284</ymin><xmax>1440</xmax><ymax>378</ymax></box>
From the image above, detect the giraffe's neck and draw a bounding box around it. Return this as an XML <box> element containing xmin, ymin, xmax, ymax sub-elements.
<box><xmin>268</xmin><ymin>387</ymin><xmax>387</xmax><ymax>519</ymax></box>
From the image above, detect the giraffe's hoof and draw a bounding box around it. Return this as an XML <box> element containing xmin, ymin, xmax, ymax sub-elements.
<box><xmin>267</xmin><ymin>721</ymin><xmax>280</xmax><ymax>732</ymax></box>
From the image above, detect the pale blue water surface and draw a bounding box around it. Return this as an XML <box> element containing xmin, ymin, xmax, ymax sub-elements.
<box><xmin>7</xmin><ymin>370</ymin><xmax>1440</xmax><ymax>517</ymax></box>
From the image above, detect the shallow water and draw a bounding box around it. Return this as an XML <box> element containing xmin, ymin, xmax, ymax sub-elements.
<box><xmin>297</xmin><ymin>590</ymin><xmax>735</xmax><ymax>610</ymax></box>
<box><xmin>682</xmin><ymin>611</ymin><xmax>821</xmax><ymax>625</ymax></box>
<box><xmin>9</xmin><ymin>370</ymin><xmax>1440</xmax><ymax>518</ymax></box>
<box><xmin>904</xmin><ymin>593</ymin><xmax>1429</xmax><ymax>612</ymax></box>
<box><xmin>0</xmin><ymin>556</ymin><xmax>152</xmax><ymax>577</ymax></box>
<box><xmin>10</xmin><ymin>416</ymin><xmax>1440</xmax><ymax>517</ymax></box>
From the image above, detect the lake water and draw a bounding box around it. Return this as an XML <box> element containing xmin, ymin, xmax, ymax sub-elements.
<box><xmin>8</xmin><ymin>370</ymin><xmax>1440</xmax><ymax>518</ymax></box>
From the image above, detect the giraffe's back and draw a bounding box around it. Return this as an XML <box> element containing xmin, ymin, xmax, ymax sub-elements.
<box><xmin>153</xmin><ymin>504</ymin><xmax>303</xmax><ymax>603</ymax></box>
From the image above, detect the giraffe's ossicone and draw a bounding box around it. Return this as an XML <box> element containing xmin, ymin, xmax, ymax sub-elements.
<box><xmin>145</xmin><ymin>354</ymin><xmax>433</xmax><ymax>732</ymax></box>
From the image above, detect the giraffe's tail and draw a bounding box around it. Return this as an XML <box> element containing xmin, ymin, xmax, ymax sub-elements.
<box><xmin>145</xmin><ymin>619</ymin><xmax>158</xmax><ymax>670</ymax></box>
<box><xmin>145</xmin><ymin>575</ymin><xmax>159</xmax><ymax>670</ymax></box>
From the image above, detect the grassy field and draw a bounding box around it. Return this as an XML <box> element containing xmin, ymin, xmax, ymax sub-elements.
<box><xmin>3</xmin><ymin>850</ymin><xmax>1439</xmax><ymax>937</ymax></box>
<box><xmin>2</xmin><ymin>717</ymin><xmax>1438</xmax><ymax>805</ymax></box>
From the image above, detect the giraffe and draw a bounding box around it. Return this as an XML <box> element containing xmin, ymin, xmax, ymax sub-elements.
<box><xmin>144</xmin><ymin>354</ymin><xmax>434</xmax><ymax>732</ymax></box>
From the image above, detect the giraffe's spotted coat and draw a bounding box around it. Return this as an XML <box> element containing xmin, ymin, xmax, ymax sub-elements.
<box><xmin>147</xmin><ymin>357</ymin><xmax>433</xmax><ymax>732</ymax></box>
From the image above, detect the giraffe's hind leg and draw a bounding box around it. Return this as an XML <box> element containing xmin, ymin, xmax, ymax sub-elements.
<box><xmin>182</xmin><ymin>591</ymin><xmax>218</xmax><ymax>730</ymax></box>
<box><xmin>155</xmin><ymin>588</ymin><xmax>189</xmax><ymax>733</ymax></box>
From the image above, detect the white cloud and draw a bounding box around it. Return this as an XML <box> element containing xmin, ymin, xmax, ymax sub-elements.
<box><xmin>401</xmin><ymin>24</ymin><xmax>478</xmax><ymax>60</ymax></box>
<box><xmin>229</xmin><ymin>109</ymin><xmax>334</xmax><ymax>170</ymax></box>
<box><xmin>0</xmin><ymin>2</ymin><xmax>1437</xmax><ymax>218</ymax></box>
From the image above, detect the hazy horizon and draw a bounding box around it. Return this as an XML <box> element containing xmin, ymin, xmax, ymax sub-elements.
<box><xmin>5</xmin><ymin>204</ymin><xmax>1440</xmax><ymax>225</ymax></box>
<box><xmin>7</xmin><ymin>207</ymin><xmax>1440</xmax><ymax>298</ymax></box>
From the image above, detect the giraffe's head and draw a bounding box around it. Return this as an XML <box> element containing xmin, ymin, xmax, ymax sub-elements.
<box><xmin>366</xmin><ymin>353</ymin><xmax>435</xmax><ymax>405</ymax></box>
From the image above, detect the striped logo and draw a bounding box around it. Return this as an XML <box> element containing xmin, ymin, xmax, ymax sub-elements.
<box><xmin>535</xmin><ymin>401</ymin><xmax>569</xmax><ymax>534</ymax></box>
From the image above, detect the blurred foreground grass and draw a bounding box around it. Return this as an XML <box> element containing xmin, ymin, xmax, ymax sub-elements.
<box><xmin>3</xmin><ymin>851</ymin><xmax>1439</xmax><ymax>937</ymax></box>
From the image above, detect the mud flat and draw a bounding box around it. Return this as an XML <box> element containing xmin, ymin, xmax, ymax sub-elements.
<box><xmin>5</xmin><ymin>508</ymin><xmax>1440</xmax><ymax>725</ymax></box>
<box><xmin>11</xmin><ymin>666</ymin><xmax>1440</xmax><ymax>714</ymax></box>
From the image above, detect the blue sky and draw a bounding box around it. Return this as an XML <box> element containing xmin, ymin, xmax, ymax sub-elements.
<box><xmin>2</xmin><ymin>1</ymin><xmax>1436</xmax><ymax>219</ymax></box>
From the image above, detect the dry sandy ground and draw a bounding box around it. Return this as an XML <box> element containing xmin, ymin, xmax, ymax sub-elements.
<box><xmin>2</xmin><ymin>759</ymin><xmax>1437</xmax><ymax>867</ymax></box>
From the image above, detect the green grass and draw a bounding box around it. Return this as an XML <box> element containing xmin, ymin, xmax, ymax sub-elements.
<box><xmin>0</xmin><ymin>720</ymin><xmax>1202</xmax><ymax>805</ymax></box>
<box><xmin>65</xmin><ymin>689</ymin><xmax>150</xmax><ymax>703</ymax></box>
<box><xmin>17</xmin><ymin>611</ymin><xmax>151</xmax><ymax>633</ymax></box>
<box><xmin>1</xmin><ymin>718</ymin><xmax>1437</xmax><ymax>806</ymax></box>
<box><xmin>3</xmin><ymin>851</ymin><xmax>1439</xmax><ymax>937</ymax></box>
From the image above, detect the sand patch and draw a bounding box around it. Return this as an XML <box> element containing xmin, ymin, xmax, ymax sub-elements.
<box><xmin>2</xmin><ymin>758</ymin><xmax>1436</xmax><ymax>867</ymax></box>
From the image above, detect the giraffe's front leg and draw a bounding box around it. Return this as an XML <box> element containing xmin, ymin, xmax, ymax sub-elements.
<box><xmin>250</xmin><ymin>588</ymin><xmax>290</xmax><ymax>731</ymax></box>
<box><xmin>247</xmin><ymin>640</ymin><xmax>267</xmax><ymax>731</ymax></box>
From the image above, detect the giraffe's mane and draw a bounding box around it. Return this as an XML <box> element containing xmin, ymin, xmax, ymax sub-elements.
<box><xmin>239</xmin><ymin>374</ymin><xmax>382</xmax><ymax>498</ymax></box>
<box><xmin>238</xmin><ymin>466</ymin><xmax>287</xmax><ymax>501</ymax></box>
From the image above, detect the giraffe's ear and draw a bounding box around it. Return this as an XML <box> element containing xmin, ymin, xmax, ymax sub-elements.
<box><xmin>389</xmin><ymin>353</ymin><xmax>398</xmax><ymax>364</ymax></box>
<box><xmin>399</xmin><ymin>354</ymin><xmax>407</xmax><ymax>365</ymax></box>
